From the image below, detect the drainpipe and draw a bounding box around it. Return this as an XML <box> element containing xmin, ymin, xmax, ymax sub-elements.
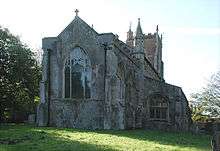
<box><xmin>103</xmin><ymin>43</ymin><xmax>108</xmax><ymax>97</ymax></box>
<box><xmin>103</xmin><ymin>43</ymin><xmax>112</xmax><ymax>98</ymax></box>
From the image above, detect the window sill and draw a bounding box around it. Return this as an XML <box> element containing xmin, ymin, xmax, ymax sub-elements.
<box><xmin>51</xmin><ymin>98</ymin><xmax>103</xmax><ymax>102</ymax></box>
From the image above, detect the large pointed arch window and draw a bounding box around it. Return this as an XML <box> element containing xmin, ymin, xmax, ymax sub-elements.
<box><xmin>64</xmin><ymin>47</ymin><xmax>91</xmax><ymax>99</ymax></box>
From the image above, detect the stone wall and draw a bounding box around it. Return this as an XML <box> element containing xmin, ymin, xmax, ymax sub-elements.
<box><xmin>142</xmin><ymin>77</ymin><xmax>192</xmax><ymax>131</ymax></box>
<box><xmin>50</xmin><ymin>99</ymin><xmax>104</xmax><ymax>129</ymax></box>
<box><xmin>144</xmin><ymin>34</ymin><xmax>156</xmax><ymax>65</ymax></box>
<box><xmin>38</xmin><ymin>16</ymin><xmax>106</xmax><ymax>127</ymax></box>
<box><xmin>57</xmin><ymin>16</ymin><xmax>105</xmax><ymax>100</ymax></box>
<box><xmin>143</xmin><ymin>58</ymin><xmax>160</xmax><ymax>80</ymax></box>
<box><xmin>104</xmin><ymin>42</ymin><xmax>139</xmax><ymax>130</ymax></box>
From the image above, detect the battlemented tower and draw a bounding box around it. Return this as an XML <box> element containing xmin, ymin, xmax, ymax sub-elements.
<box><xmin>126</xmin><ymin>23</ymin><xmax>134</xmax><ymax>48</ymax></box>
<box><xmin>126</xmin><ymin>21</ymin><xmax>164</xmax><ymax>78</ymax></box>
<box><xmin>144</xmin><ymin>26</ymin><xmax>163</xmax><ymax>78</ymax></box>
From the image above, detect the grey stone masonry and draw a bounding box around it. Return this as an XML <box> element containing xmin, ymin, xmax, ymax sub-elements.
<box><xmin>37</xmin><ymin>12</ymin><xmax>192</xmax><ymax>131</ymax></box>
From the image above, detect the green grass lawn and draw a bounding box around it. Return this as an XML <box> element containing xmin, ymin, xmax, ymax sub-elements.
<box><xmin>0</xmin><ymin>124</ymin><xmax>211</xmax><ymax>151</ymax></box>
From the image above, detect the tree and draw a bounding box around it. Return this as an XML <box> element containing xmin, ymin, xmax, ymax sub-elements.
<box><xmin>0</xmin><ymin>26</ymin><xmax>41</xmax><ymax>122</ymax></box>
<box><xmin>204</xmin><ymin>71</ymin><xmax>220</xmax><ymax>117</ymax></box>
<box><xmin>190</xmin><ymin>71</ymin><xmax>220</xmax><ymax>121</ymax></box>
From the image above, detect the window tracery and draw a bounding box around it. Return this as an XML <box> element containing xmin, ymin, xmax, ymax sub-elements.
<box><xmin>149</xmin><ymin>95</ymin><xmax>168</xmax><ymax>120</ymax></box>
<box><xmin>64</xmin><ymin>47</ymin><xmax>91</xmax><ymax>99</ymax></box>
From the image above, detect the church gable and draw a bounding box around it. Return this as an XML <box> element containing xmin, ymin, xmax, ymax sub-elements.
<box><xmin>56</xmin><ymin>15</ymin><xmax>103</xmax><ymax>67</ymax></box>
<box><xmin>58</xmin><ymin>15</ymin><xmax>98</xmax><ymax>44</ymax></box>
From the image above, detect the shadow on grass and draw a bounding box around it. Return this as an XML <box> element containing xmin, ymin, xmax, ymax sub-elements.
<box><xmin>98</xmin><ymin>129</ymin><xmax>211</xmax><ymax>149</ymax></box>
<box><xmin>0</xmin><ymin>124</ymin><xmax>211</xmax><ymax>151</ymax></box>
<box><xmin>0</xmin><ymin>124</ymin><xmax>116</xmax><ymax>151</ymax></box>
<box><xmin>62</xmin><ymin>127</ymin><xmax>211</xmax><ymax>150</ymax></box>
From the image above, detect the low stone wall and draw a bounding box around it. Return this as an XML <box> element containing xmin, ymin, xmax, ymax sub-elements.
<box><xmin>143</xmin><ymin>121</ymin><xmax>173</xmax><ymax>131</ymax></box>
<box><xmin>193</xmin><ymin>122</ymin><xmax>220</xmax><ymax>134</ymax></box>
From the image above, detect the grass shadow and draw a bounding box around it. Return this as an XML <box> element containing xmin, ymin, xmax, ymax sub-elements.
<box><xmin>0</xmin><ymin>124</ymin><xmax>117</xmax><ymax>151</ymax></box>
<box><xmin>62</xmin><ymin>127</ymin><xmax>211</xmax><ymax>150</ymax></box>
<box><xmin>0</xmin><ymin>124</ymin><xmax>211</xmax><ymax>151</ymax></box>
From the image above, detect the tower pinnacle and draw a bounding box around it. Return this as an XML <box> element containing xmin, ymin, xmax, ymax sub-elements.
<box><xmin>129</xmin><ymin>22</ymin><xmax>132</xmax><ymax>31</ymax></box>
<box><xmin>136</xmin><ymin>18</ymin><xmax>143</xmax><ymax>37</ymax></box>
<box><xmin>126</xmin><ymin>22</ymin><xmax>134</xmax><ymax>48</ymax></box>
<box><xmin>134</xmin><ymin>18</ymin><xmax>144</xmax><ymax>60</ymax></box>
<box><xmin>156</xmin><ymin>25</ymin><xmax>159</xmax><ymax>32</ymax></box>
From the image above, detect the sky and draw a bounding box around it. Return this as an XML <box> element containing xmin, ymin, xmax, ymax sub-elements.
<box><xmin>0</xmin><ymin>0</ymin><xmax>220</xmax><ymax>99</ymax></box>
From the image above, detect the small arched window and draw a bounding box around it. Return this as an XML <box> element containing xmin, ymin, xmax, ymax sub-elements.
<box><xmin>64</xmin><ymin>47</ymin><xmax>91</xmax><ymax>99</ymax></box>
<box><xmin>149</xmin><ymin>95</ymin><xmax>168</xmax><ymax>120</ymax></box>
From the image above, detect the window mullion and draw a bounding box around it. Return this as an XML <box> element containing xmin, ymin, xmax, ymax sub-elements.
<box><xmin>154</xmin><ymin>108</ymin><xmax>156</xmax><ymax>118</ymax></box>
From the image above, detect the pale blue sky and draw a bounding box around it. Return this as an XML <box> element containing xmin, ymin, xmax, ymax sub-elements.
<box><xmin>0</xmin><ymin>0</ymin><xmax>219</xmax><ymax>98</ymax></box>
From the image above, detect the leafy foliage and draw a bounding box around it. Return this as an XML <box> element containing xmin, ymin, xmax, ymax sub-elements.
<box><xmin>0</xmin><ymin>26</ymin><xmax>41</xmax><ymax>122</ymax></box>
<box><xmin>190</xmin><ymin>71</ymin><xmax>220</xmax><ymax>121</ymax></box>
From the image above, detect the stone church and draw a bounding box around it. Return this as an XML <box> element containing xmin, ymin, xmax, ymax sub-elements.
<box><xmin>37</xmin><ymin>11</ymin><xmax>192</xmax><ymax>131</ymax></box>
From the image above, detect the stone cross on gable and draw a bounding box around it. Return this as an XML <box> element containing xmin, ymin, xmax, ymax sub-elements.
<box><xmin>75</xmin><ymin>9</ymin><xmax>79</xmax><ymax>16</ymax></box>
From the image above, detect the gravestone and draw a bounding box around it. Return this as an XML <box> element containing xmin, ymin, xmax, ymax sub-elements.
<box><xmin>212</xmin><ymin>123</ymin><xmax>220</xmax><ymax>151</ymax></box>
<box><xmin>28</xmin><ymin>114</ymin><xmax>36</xmax><ymax>124</ymax></box>
<box><xmin>212</xmin><ymin>131</ymin><xmax>220</xmax><ymax>151</ymax></box>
